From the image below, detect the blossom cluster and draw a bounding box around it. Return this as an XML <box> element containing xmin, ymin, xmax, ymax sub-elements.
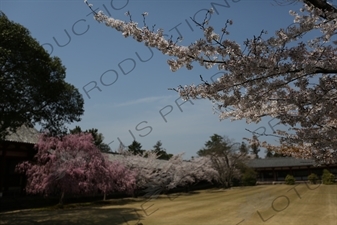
<box><xmin>16</xmin><ymin>134</ymin><xmax>136</xmax><ymax>200</ymax></box>
<box><xmin>116</xmin><ymin>146</ymin><xmax>218</xmax><ymax>194</ymax></box>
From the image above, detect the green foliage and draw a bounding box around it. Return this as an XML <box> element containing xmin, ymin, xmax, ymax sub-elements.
<box><xmin>308</xmin><ymin>173</ymin><xmax>319</xmax><ymax>184</ymax></box>
<box><xmin>233</xmin><ymin>162</ymin><xmax>257</xmax><ymax>186</ymax></box>
<box><xmin>265</xmin><ymin>149</ymin><xmax>274</xmax><ymax>158</ymax></box>
<box><xmin>69</xmin><ymin>126</ymin><xmax>111</xmax><ymax>153</ymax></box>
<box><xmin>197</xmin><ymin>134</ymin><xmax>235</xmax><ymax>157</ymax></box>
<box><xmin>273</xmin><ymin>152</ymin><xmax>286</xmax><ymax>157</ymax></box>
<box><xmin>322</xmin><ymin>169</ymin><xmax>335</xmax><ymax>185</ymax></box>
<box><xmin>250</xmin><ymin>135</ymin><xmax>260</xmax><ymax>159</ymax></box>
<box><xmin>128</xmin><ymin>141</ymin><xmax>145</xmax><ymax>155</ymax></box>
<box><xmin>0</xmin><ymin>12</ymin><xmax>84</xmax><ymax>138</ymax></box>
<box><xmin>265</xmin><ymin>147</ymin><xmax>286</xmax><ymax>158</ymax></box>
<box><xmin>242</xmin><ymin>168</ymin><xmax>257</xmax><ymax>186</ymax></box>
<box><xmin>237</xmin><ymin>162</ymin><xmax>256</xmax><ymax>186</ymax></box>
<box><xmin>266</xmin><ymin>152</ymin><xmax>285</xmax><ymax>158</ymax></box>
<box><xmin>285</xmin><ymin>174</ymin><xmax>295</xmax><ymax>185</ymax></box>
<box><xmin>198</xmin><ymin>134</ymin><xmax>247</xmax><ymax>188</ymax></box>
<box><xmin>239</xmin><ymin>142</ymin><xmax>249</xmax><ymax>154</ymax></box>
<box><xmin>152</xmin><ymin>140</ymin><xmax>173</xmax><ymax>160</ymax></box>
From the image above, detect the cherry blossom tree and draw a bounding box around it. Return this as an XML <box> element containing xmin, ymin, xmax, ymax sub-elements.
<box><xmin>116</xmin><ymin>147</ymin><xmax>164</xmax><ymax>197</ymax></box>
<box><xmin>85</xmin><ymin>0</ymin><xmax>337</xmax><ymax>164</ymax></box>
<box><xmin>132</xmin><ymin>153</ymin><xmax>217</xmax><ymax>196</ymax></box>
<box><xmin>116</xmin><ymin>146</ymin><xmax>217</xmax><ymax>197</ymax></box>
<box><xmin>69</xmin><ymin>126</ymin><xmax>112</xmax><ymax>153</ymax></box>
<box><xmin>97</xmin><ymin>160</ymin><xmax>136</xmax><ymax>200</ymax></box>
<box><xmin>164</xmin><ymin>155</ymin><xmax>218</xmax><ymax>191</ymax></box>
<box><xmin>16</xmin><ymin>133</ymin><xmax>135</xmax><ymax>203</ymax></box>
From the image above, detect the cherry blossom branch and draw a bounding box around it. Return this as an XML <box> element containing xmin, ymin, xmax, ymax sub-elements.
<box><xmin>84</xmin><ymin>0</ymin><xmax>337</xmax><ymax>164</ymax></box>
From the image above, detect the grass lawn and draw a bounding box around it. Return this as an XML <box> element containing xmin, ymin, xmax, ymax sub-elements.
<box><xmin>0</xmin><ymin>184</ymin><xmax>336</xmax><ymax>225</ymax></box>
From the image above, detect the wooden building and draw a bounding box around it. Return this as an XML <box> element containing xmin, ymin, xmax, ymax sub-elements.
<box><xmin>247</xmin><ymin>157</ymin><xmax>337</xmax><ymax>183</ymax></box>
<box><xmin>0</xmin><ymin>125</ymin><xmax>39</xmax><ymax>196</ymax></box>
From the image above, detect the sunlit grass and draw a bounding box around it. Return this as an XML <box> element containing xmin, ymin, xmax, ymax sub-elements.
<box><xmin>0</xmin><ymin>184</ymin><xmax>336</xmax><ymax>225</ymax></box>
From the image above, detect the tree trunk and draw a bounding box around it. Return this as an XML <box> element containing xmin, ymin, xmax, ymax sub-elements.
<box><xmin>185</xmin><ymin>185</ymin><xmax>190</xmax><ymax>193</ymax></box>
<box><xmin>103</xmin><ymin>192</ymin><xmax>106</xmax><ymax>201</ymax></box>
<box><xmin>133</xmin><ymin>190</ymin><xmax>138</xmax><ymax>198</ymax></box>
<box><xmin>59</xmin><ymin>191</ymin><xmax>65</xmax><ymax>205</ymax></box>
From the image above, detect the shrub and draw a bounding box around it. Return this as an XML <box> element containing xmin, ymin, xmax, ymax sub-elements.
<box><xmin>322</xmin><ymin>169</ymin><xmax>335</xmax><ymax>185</ymax></box>
<box><xmin>285</xmin><ymin>174</ymin><xmax>295</xmax><ymax>185</ymax></box>
<box><xmin>242</xmin><ymin>168</ymin><xmax>257</xmax><ymax>186</ymax></box>
<box><xmin>308</xmin><ymin>173</ymin><xmax>319</xmax><ymax>184</ymax></box>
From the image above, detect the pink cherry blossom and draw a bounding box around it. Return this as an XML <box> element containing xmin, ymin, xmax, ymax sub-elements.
<box><xmin>16</xmin><ymin>133</ymin><xmax>135</xmax><ymax>203</ymax></box>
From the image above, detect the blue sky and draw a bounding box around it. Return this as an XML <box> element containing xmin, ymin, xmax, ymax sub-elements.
<box><xmin>1</xmin><ymin>0</ymin><xmax>300</xmax><ymax>159</ymax></box>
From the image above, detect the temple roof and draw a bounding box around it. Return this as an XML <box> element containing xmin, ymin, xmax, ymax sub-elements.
<box><xmin>247</xmin><ymin>157</ymin><xmax>316</xmax><ymax>168</ymax></box>
<box><xmin>3</xmin><ymin>125</ymin><xmax>40</xmax><ymax>144</ymax></box>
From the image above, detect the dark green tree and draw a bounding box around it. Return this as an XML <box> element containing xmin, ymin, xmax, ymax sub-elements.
<box><xmin>128</xmin><ymin>140</ymin><xmax>144</xmax><ymax>155</ymax></box>
<box><xmin>239</xmin><ymin>142</ymin><xmax>249</xmax><ymax>154</ymax></box>
<box><xmin>197</xmin><ymin>134</ymin><xmax>225</xmax><ymax>156</ymax></box>
<box><xmin>198</xmin><ymin>134</ymin><xmax>248</xmax><ymax>188</ymax></box>
<box><xmin>273</xmin><ymin>152</ymin><xmax>285</xmax><ymax>157</ymax></box>
<box><xmin>265</xmin><ymin>150</ymin><xmax>274</xmax><ymax>158</ymax></box>
<box><xmin>265</xmin><ymin>147</ymin><xmax>286</xmax><ymax>158</ymax></box>
<box><xmin>69</xmin><ymin>126</ymin><xmax>111</xmax><ymax>153</ymax></box>
<box><xmin>265</xmin><ymin>146</ymin><xmax>274</xmax><ymax>158</ymax></box>
<box><xmin>0</xmin><ymin>12</ymin><xmax>84</xmax><ymax>139</ymax></box>
<box><xmin>152</xmin><ymin>140</ymin><xmax>173</xmax><ymax>160</ymax></box>
<box><xmin>241</xmin><ymin>167</ymin><xmax>257</xmax><ymax>186</ymax></box>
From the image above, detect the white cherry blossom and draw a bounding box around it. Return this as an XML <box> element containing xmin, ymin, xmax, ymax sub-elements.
<box><xmin>85</xmin><ymin>0</ymin><xmax>337</xmax><ymax>164</ymax></box>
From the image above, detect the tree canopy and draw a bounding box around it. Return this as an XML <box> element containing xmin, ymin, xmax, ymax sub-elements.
<box><xmin>69</xmin><ymin>126</ymin><xmax>111</xmax><ymax>153</ymax></box>
<box><xmin>128</xmin><ymin>140</ymin><xmax>145</xmax><ymax>155</ymax></box>
<box><xmin>265</xmin><ymin>147</ymin><xmax>287</xmax><ymax>158</ymax></box>
<box><xmin>152</xmin><ymin>140</ymin><xmax>173</xmax><ymax>160</ymax></box>
<box><xmin>16</xmin><ymin>133</ymin><xmax>135</xmax><ymax>203</ymax></box>
<box><xmin>198</xmin><ymin>134</ymin><xmax>248</xmax><ymax>188</ymax></box>
<box><xmin>85</xmin><ymin>0</ymin><xmax>337</xmax><ymax>164</ymax></box>
<box><xmin>0</xmin><ymin>12</ymin><xmax>84</xmax><ymax>139</ymax></box>
<box><xmin>239</xmin><ymin>142</ymin><xmax>249</xmax><ymax>155</ymax></box>
<box><xmin>117</xmin><ymin>147</ymin><xmax>217</xmax><ymax>196</ymax></box>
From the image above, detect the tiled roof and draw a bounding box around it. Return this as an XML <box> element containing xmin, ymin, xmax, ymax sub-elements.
<box><xmin>247</xmin><ymin>157</ymin><xmax>315</xmax><ymax>168</ymax></box>
<box><xmin>3</xmin><ymin>125</ymin><xmax>40</xmax><ymax>144</ymax></box>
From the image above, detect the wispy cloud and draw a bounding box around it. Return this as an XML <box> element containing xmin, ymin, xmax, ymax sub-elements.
<box><xmin>114</xmin><ymin>95</ymin><xmax>175</xmax><ymax>107</ymax></box>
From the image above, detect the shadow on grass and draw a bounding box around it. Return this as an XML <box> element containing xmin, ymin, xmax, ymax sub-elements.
<box><xmin>0</xmin><ymin>207</ymin><xmax>144</xmax><ymax>225</ymax></box>
<box><xmin>138</xmin><ymin>190</ymin><xmax>203</xmax><ymax>202</ymax></box>
<box><xmin>92</xmin><ymin>198</ymin><xmax>144</xmax><ymax>206</ymax></box>
<box><xmin>0</xmin><ymin>194</ymin><xmax>143</xmax><ymax>213</ymax></box>
<box><xmin>204</xmin><ymin>188</ymin><xmax>228</xmax><ymax>193</ymax></box>
<box><xmin>0</xmin><ymin>195</ymin><xmax>60</xmax><ymax>213</ymax></box>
